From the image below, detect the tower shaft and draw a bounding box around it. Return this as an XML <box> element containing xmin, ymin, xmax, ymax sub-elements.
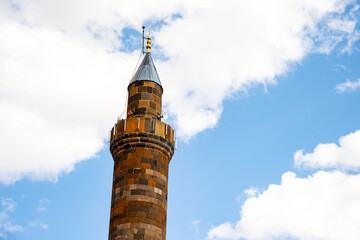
<box><xmin>109</xmin><ymin>80</ymin><xmax>174</xmax><ymax>240</ymax></box>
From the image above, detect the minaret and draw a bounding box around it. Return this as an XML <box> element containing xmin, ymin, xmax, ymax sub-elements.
<box><xmin>109</xmin><ymin>34</ymin><xmax>175</xmax><ymax>240</ymax></box>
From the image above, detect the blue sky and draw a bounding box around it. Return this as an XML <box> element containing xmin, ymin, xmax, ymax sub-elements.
<box><xmin>1</xmin><ymin>0</ymin><xmax>360</xmax><ymax>240</ymax></box>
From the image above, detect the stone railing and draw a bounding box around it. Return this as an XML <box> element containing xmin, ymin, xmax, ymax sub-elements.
<box><xmin>110</xmin><ymin>117</ymin><xmax>175</xmax><ymax>147</ymax></box>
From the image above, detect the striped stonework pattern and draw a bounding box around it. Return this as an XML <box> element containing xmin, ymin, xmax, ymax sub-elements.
<box><xmin>127</xmin><ymin>81</ymin><xmax>162</xmax><ymax>119</ymax></box>
<box><xmin>109</xmin><ymin>133</ymin><xmax>174</xmax><ymax>240</ymax></box>
<box><xmin>109</xmin><ymin>80</ymin><xmax>174</xmax><ymax>240</ymax></box>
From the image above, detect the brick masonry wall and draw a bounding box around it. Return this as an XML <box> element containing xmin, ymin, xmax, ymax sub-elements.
<box><xmin>127</xmin><ymin>81</ymin><xmax>162</xmax><ymax>119</ymax></box>
<box><xmin>109</xmin><ymin>81</ymin><xmax>174</xmax><ymax>240</ymax></box>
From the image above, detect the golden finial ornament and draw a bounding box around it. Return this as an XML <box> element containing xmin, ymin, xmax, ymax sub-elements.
<box><xmin>146</xmin><ymin>32</ymin><xmax>151</xmax><ymax>53</ymax></box>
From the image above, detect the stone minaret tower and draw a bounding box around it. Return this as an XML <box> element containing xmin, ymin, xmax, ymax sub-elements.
<box><xmin>108</xmin><ymin>35</ymin><xmax>175</xmax><ymax>240</ymax></box>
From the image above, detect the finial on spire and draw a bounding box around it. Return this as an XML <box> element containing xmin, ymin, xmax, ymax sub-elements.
<box><xmin>146</xmin><ymin>32</ymin><xmax>152</xmax><ymax>53</ymax></box>
<box><xmin>142</xmin><ymin>26</ymin><xmax>145</xmax><ymax>54</ymax></box>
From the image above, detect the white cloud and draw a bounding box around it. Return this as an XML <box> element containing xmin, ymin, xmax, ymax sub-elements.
<box><xmin>328</xmin><ymin>19</ymin><xmax>356</xmax><ymax>33</ymax></box>
<box><xmin>1</xmin><ymin>198</ymin><xmax>16</xmax><ymax>212</ymax></box>
<box><xmin>208</xmin><ymin>171</ymin><xmax>360</xmax><ymax>240</ymax></box>
<box><xmin>209</xmin><ymin>130</ymin><xmax>360</xmax><ymax>240</ymax></box>
<box><xmin>0</xmin><ymin>0</ymin><xmax>359</xmax><ymax>184</ymax></box>
<box><xmin>335</xmin><ymin>78</ymin><xmax>360</xmax><ymax>93</ymax></box>
<box><xmin>295</xmin><ymin>130</ymin><xmax>360</xmax><ymax>170</ymax></box>
<box><xmin>0</xmin><ymin>21</ymin><xmax>135</xmax><ymax>184</ymax></box>
<box><xmin>0</xmin><ymin>198</ymin><xmax>23</xmax><ymax>237</ymax></box>
<box><xmin>243</xmin><ymin>187</ymin><xmax>260</xmax><ymax>198</ymax></box>
<box><xmin>36</xmin><ymin>198</ymin><xmax>51</xmax><ymax>212</ymax></box>
<box><xmin>28</xmin><ymin>220</ymin><xmax>48</xmax><ymax>230</ymax></box>
<box><xmin>157</xmin><ymin>0</ymin><xmax>359</xmax><ymax>138</ymax></box>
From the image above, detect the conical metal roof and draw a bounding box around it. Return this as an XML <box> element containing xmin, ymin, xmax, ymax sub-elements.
<box><xmin>128</xmin><ymin>53</ymin><xmax>162</xmax><ymax>89</ymax></box>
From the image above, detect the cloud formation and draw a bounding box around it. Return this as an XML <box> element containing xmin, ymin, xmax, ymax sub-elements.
<box><xmin>0</xmin><ymin>0</ymin><xmax>359</xmax><ymax>184</ymax></box>
<box><xmin>0</xmin><ymin>198</ymin><xmax>23</xmax><ymax>237</ymax></box>
<box><xmin>208</xmin><ymin>171</ymin><xmax>360</xmax><ymax>240</ymax></box>
<box><xmin>36</xmin><ymin>198</ymin><xmax>51</xmax><ymax>212</ymax></box>
<box><xmin>28</xmin><ymin>220</ymin><xmax>48</xmax><ymax>230</ymax></box>
<box><xmin>208</xmin><ymin>129</ymin><xmax>360</xmax><ymax>240</ymax></box>
<box><xmin>295</xmin><ymin>130</ymin><xmax>360</xmax><ymax>170</ymax></box>
<box><xmin>335</xmin><ymin>78</ymin><xmax>360</xmax><ymax>93</ymax></box>
<box><xmin>156</xmin><ymin>0</ymin><xmax>359</xmax><ymax>138</ymax></box>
